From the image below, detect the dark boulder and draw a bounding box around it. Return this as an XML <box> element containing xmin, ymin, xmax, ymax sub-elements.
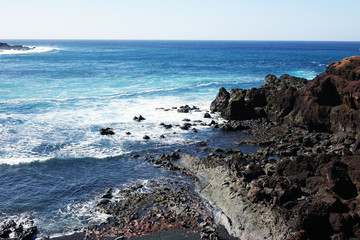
<box><xmin>100</xmin><ymin>128</ymin><xmax>115</xmax><ymax>135</ymax></box>
<box><xmin>210</xmin><ymin>87</ymin><xmax>230</xmax><ymax>112</ymax></box>
<box><xmin>203</xmin><ymin>113</ymin><xmax>211</xmax><ymax>118</ymax></box>
<box><xmin>321</xmin><ymin>160</ymin><xmax>357</xmax><ymax>199</ymax></box>
<box><xmin>341</xmin><ymin>155</ymin><xmax>360</xmax><ymax>196</ymax></box>
<box><xmin>133</xmin><ymin>115</ymin><xmax>146</xmax><ymax>122</ymax></box>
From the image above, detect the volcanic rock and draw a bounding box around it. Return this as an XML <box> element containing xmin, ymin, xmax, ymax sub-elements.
<box><xmin>100</xmin><ymin>128</ymin><xmax>115</xmax><ymax>135</ymax></box>
<box><xmin>211</xmin><ymin>56</ymin><xmax>360</xmax><ymax>134</ymax></box>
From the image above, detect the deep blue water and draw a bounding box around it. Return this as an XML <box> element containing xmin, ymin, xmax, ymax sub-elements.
<box><xmin>0</xmin><ymin>40</ymin><xmax>360</xmax><ymax>237</ymax></box>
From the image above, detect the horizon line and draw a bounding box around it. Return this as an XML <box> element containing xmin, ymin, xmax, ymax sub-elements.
<box><xmin>1</xmin><ymin>38</ymin><xmax>360</xmax><ymax>42</ymax></box>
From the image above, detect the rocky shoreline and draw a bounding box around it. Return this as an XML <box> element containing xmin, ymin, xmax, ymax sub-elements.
<box><xmin>0</xmin><ymin>43</ymin><xmax>35</xmax><ymax>52</ymax></box>
<box><xmin>1</xmin><ymin>56</ymin><xmax>360</xmax><ymax>240</ymax></box>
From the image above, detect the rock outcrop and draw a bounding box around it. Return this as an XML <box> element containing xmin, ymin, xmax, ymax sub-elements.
<box><xmin>289</xmin><ymin>56</ymin><xmax>360</xmax><ymax>133</ymax></box>
<box><xmin>0</xmin><ymin>43</ymin><xmax>35</xmax><ymax>51</ymax></box>
<box><xmin>211</xmin><ymin>56</ymin><xmax>360</xmax><ymax>134</ymax></box>
<box><xmin>207</xmin><ymin>56</ymin><xmax>360</xmax><ymax>239</ymax></box>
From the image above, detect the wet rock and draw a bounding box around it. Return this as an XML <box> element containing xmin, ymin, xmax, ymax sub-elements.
<box><xmin>204</xmin><ymin>113</ymin><xmax>211</xmax><ymax>118</ymax></box>
<box><xmin>180</xmin><ymin>123</ymin><xmax>192</xmax><ymax>130</ymax></box>
<box><xmin>220</xmin><ymin>120</ymin><xmax>248</xmax><ymax>131</ymax></box>
<box><xmin>100</xmin><ymin>128</ymin><xmax>115</xmax><ymax>135</ymax></box>
<box><xmin>133</xmin><ymin>115</ymin><xmax>146</xmax><ymax>122</ymax></box>
<box><xmin>125</xmin><ymin>132</ymin><xmax>131</xmax><ymax>135</ymax></box>
<box><xmin>143</xmin><ymin>135</ymin><xmax>150</xmax><ymax>140</ymax></box>
<box><xmin>178</xmin><ymin>105</ymin><xmax>191</xmax><ymax>113</ymax></box>
<box><xmin>160</xmin><ymin>134</ymin><xmax>165</xmax><ymax>138</ymax></box>
<box><xmin>195</xmin><ymin>141</ymin><xmax>207</xmax><ymax>147</ymax></box>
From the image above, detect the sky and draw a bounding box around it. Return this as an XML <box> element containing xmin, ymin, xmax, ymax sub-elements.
<box><xmin>1</xmin><ymin>0</ymin><xmax>359</xmax><ymax>41</ymax></box>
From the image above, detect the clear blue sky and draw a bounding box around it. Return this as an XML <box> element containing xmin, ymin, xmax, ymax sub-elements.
<box><xmin>1</xmin><ymin>0</ymin><xmax>359</xmax><ymax>41</ymax></box>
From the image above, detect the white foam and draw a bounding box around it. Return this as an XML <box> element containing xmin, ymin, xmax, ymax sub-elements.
<box><xmin>0</xmin><ymin>94</ymin><xmax>221</xmax><ymax>165</ymax></box>
<box><xmin>0</xmin><ymin>46</ymin><xmax>61</xmax><ymax>55</ymax></box>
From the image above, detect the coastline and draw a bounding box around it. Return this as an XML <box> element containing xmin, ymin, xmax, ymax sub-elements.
<box><xmin>78</xmin><ymin>56</ymin><xmax>360</xmax><ymax>240</ymax></box>
<box><xmin>1</xmin><ymin>55</ymin><xmax>360</xmax><ymax>240</ymax></box>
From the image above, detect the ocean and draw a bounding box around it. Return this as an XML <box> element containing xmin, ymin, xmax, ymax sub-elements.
<box><xmin>1</xmin><ymin>40</ymin><xmax>360</xmax><ymax>237</ymax></box>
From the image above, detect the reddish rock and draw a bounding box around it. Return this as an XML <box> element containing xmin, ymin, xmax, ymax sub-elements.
<box><xmin>342</xmin><ymin>155</ymin><xmax>360</xmax><ymax>195</ymax></box>
<box><xmin>212</xmin><ymin>56</ymin><xmax>360</xmax><ymax>134</ymax></box>
<box><xmin>321</xmin><ymin>160</ymin><xmax>357</xmax><ymax>199</ymax></box>
<box><xmin>329</xmin><ymin>212</ymin><xmax>353</xmax><ymax>234</ymax></box>
<box><xmin>290</xmin><ymin>56</ymin><xmax>360</xmax><ymax>133</ymax></box>
<box><xmin>286</xmin><ymin>230</ymin><xmax>307</xmax><ymax>240</ymax></box>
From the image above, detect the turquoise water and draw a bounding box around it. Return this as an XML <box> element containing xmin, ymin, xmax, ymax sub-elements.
<box><xmin>0</xmin><ymin>40</ymin><xmax>360</xmax><ymax>237</ymax></box>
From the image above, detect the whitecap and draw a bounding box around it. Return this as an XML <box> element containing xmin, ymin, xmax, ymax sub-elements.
<box><xmin>0</xmin><ymin>46</ymin><xmax>61</xmax><ymax>55</ymax></box>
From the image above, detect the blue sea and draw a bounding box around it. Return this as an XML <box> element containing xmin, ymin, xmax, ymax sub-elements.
<box><xmin>1</xmin><ymin>40</ymin><xmax>360</xmax><ymax>237</ymax></box>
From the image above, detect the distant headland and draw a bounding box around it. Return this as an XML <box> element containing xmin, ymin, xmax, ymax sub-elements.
<box><xmin>0</xmin><ymin>42</ymin><xmax>35</xmax><ymax>52</ymax></box>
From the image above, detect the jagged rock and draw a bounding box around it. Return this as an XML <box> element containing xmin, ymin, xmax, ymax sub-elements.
<box><xmin>133</xmin><ymin>115</ymin><xmax>146</xmax><ymax>122</ymax></box>
<box><xmin>211</xmin><ymin>56</ymin><xmax>360</xmax><ymax>134</ymax></box>
<box><xmin>0</xmin><ymin>42</ymin><xmax>35</xmax><ymax>51</ymax></box>
<box><xmin>210</xmin><ymin>87</ymin><xmax>230</xmax><ymax>112</ymax></box>
<box><xmin>289</xmin><ymin>56</ymin><xmax>360</xmax><ymax>133</ymax></box>
<box><xmin>321</xmin><ymin>160</ymin><xmax>357</xmax><ymax>199</ymax></box>
<box><xmin>220</xmin><ymin>120</ymin><xmax>248</xmax><ymax>131</ymax></box>
<box><xmin>342</xmin><ymin>155</ymin><xmax>360</xmax><ymax>195</ymax></box>
<box><xmin>211</xmin><ymin>74</ymin><xmax>306</xmax><ymax>121</ymax></box>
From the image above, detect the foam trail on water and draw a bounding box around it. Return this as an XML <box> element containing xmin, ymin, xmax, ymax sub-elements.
<box><xmin>0</xmin><ymin>47</ymin><xmax>61</xmax><ymax>55</ymax></box>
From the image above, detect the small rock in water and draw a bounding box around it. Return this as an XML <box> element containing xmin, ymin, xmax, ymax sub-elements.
<box><xmin>192</xmin><ymin>128</ymin><xmax>198</xmax><ymax>133</ymax></box>
<box><xmin>195</xmin><ymin>141</ymin><xmax>207</xmax><ymax>146</ymax></box>
<box><xmin>183</xmin><ymin>118</ymin><xmax>191</xmax><ymax>122</ymax></box>
<box><xmin>204</xmin><ymin>113</ymin><xmax>211</xmax><ymax>118</ymax></box>
<box><xmin>160</xmin><ymin>134</ymin><xmax>165</xmax><ymax>138</ymax></box>
<box><xmin>133</xmin><ymin>115</ymin><xmax>146</xmax><ymax>122</ymax></box>
<box><xmin>125</xmin><ymin>132</ymin><xmax>131</xmax><ymax>135</ymax></box>
<box><xmin>100</xmin><ymin>128</ymin><xmax>115</xmax><ymax>135</ymax></box>
<box><xmin>133</xmin><ymin>154</ymin><xmax>140</xmax><ymax>158</ymax></box>
<box><xmin>180</xmin><ymin>123</ymin><xmax>192</xmax><ymax>130</ymax></box>
<box><xmin>143</xmin><ymin>135</ymin><xmax>150</xmax><ymax>139</ymax></box>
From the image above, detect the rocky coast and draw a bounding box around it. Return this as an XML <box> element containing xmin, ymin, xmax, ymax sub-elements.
<box><xmin>1</xmin><ymin>56</ymin><xmax>360</xmax><ymax>240</ymax></box>
<box><xmin>0</xmin><ymin>43</ymin><xmax>35</xmax><ymax>52</ymax></box>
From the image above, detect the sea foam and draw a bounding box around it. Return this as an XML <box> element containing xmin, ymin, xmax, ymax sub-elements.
<box><xmin>0</xmin><ymin>46</ymin><xmax>60</xmax><ymax>55</ymax></box>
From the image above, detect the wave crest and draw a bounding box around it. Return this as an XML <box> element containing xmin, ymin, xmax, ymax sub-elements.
<box><xmin>0</xmin><ymin>46</ymin><xmax>61</xmax><ymax>55</ymax></box>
